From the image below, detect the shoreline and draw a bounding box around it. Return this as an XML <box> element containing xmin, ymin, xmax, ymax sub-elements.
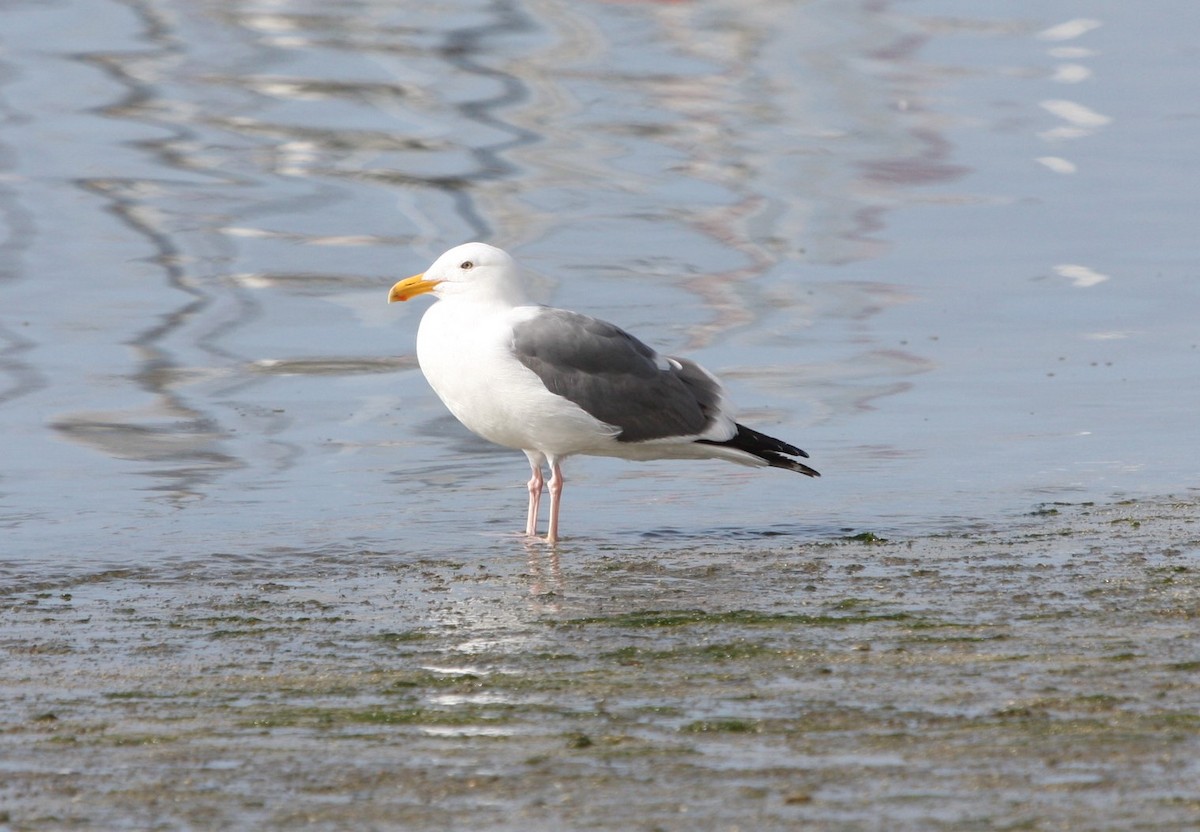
<box><xmin>3</xmin><ymin>496</ymin><xmax>1198</xmax><ymax>830</ymax></box>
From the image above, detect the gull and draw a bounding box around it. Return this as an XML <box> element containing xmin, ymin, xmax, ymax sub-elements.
<box><xmin>388</xmin><ymin>243</ymin><xmax>819</xmax><ymax>543</ymax></box>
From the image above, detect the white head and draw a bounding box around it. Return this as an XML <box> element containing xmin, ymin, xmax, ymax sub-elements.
<box><xmin>388</xmin><ymin>242</ymin><xmax>530</xmax><ymax>307</ymax></box>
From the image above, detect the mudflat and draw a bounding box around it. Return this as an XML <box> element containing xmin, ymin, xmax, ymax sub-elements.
<box><xmin>3</xmin><ymin>498</ymin><xmax>1197</xmax><ymax>830</ymax></box>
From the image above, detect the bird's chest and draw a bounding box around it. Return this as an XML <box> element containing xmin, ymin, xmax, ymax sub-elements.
<box><xmin>415</xmin><ymin>305</ymin><xmax>537</xmax><ymax>447</ymax></box>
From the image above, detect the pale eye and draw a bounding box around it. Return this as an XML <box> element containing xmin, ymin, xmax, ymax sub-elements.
<box><xmin>460</xmin><ymin>260</ymin><xmax>474</xmax><ymax>270</ymax></box>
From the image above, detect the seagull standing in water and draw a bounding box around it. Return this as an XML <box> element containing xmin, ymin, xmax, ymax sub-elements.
<box><xmin>388</xmin><ymin>243</ymin><xmax>819</xmax><ymax>543</ymax></box>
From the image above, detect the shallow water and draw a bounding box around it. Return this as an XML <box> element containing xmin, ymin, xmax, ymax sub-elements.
<box><xmin>3</xmin><ymin>1</ymin><xmax>1199</xmax><ymax>568</ymax></box>
<box><xmin>3</xmin><ymin>4</ymin><xmax>1200</xmax><ymax>827</ymax></box>
<box><xmin>3</xmin><ymin>499</ymin><xmax>1199</xmax><ymax>829</ymax></box>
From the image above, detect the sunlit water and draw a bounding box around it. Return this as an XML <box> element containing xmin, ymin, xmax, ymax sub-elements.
<box><xmin>3</xmin><ymin>0</ymin><xmax>1198</xmax><ymax>571</ymax></box>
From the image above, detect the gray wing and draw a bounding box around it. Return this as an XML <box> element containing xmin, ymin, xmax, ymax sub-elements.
<box><xmin>510</xmin><ymin>308</ymin><xmax>723</xmax><ymax>442</ymax></box>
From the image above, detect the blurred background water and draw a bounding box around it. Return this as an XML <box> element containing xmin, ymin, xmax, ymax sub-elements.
<box><xmin>2</xmin><ymin>0</ymin><xmax>1198</xmax><ymax>570</ymax></box>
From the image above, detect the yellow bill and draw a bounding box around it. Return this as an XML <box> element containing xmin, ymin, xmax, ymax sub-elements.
<box><xmin>388</xmin><ymin>273</ymin><xmax>441</xmax><ymax>303</ymax></box>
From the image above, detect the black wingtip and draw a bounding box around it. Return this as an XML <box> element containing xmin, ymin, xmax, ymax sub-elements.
<box><xmin>762</xmin><ymin>452</ymin><xmax>821</xmax><ymax>477</ymax></box>
<box><xmin>698</xmin><ymin>423</ymin><xmax>819</xmax><ymax>477</ymax></box>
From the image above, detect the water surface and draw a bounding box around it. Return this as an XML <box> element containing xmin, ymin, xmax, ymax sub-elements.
<box><xmin>2</xmin><ymin>0</ymin><xmax>1198</xmax><ymax>569</ymax></box>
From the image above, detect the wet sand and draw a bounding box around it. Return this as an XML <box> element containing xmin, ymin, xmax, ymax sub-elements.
<box><xmin>3</xmin><ymin>497</ymin><xmax>1198</xmax><ymax>830</ymax></box>
<box><xmin>4</xmin><ymin>2</ymin><xmax>1199</xmax><ymax>827</ymax></box>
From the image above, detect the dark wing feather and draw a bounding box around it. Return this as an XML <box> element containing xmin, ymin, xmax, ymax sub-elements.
<box><xmin>697</xmin><ymin>424</ymin><xmax>820</xmax><ymax>477</ymax></box>
<box><xmin>510</xmin><ymin>309</ymin><xmax>722</xmax><ymax>442</ymax></box>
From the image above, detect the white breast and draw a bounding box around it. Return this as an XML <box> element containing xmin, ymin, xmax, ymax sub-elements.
<box><xmin>416</xmin><ymin>301</ymin><xmax>618</xmax><ymax>455</ymax></box>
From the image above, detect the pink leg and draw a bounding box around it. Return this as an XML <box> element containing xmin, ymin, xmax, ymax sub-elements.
<box><xmin>546</xmin><ymin>459</ymin><xmax>564</xmax><ymax>544</ymax></box>
<box><xmin>525</xmin><ymin>461</ymin><xmax>544</xmax><ymax>537</ymax></box>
